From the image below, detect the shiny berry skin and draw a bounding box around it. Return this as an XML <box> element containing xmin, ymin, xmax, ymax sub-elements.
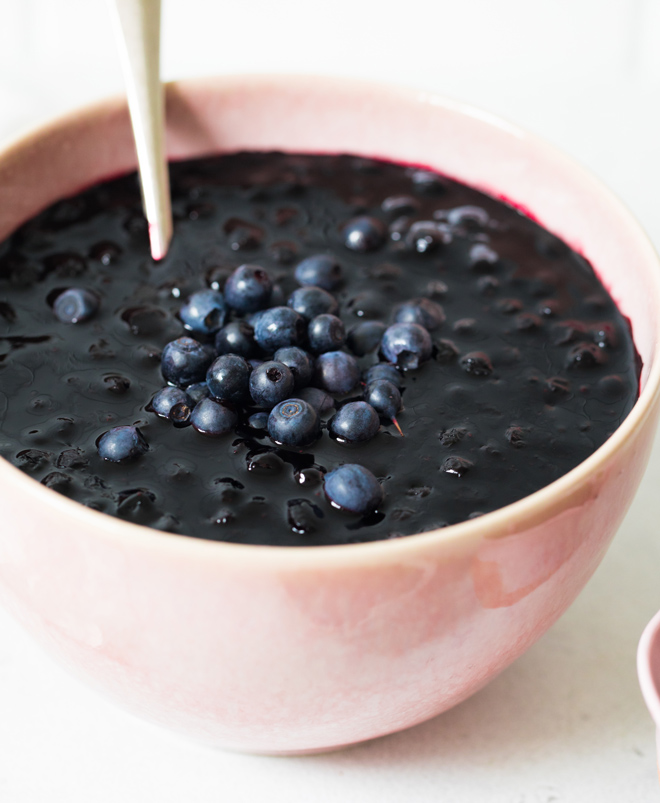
<box><xmin>315</xmin><ymin>351</ymin><xmax>360</xmax><ymax>394</ymax></box>
<box><xmin>329</xmin><ymin>401</ymin><xmax>380</xmax><ymax>443</ymax></box>
<box><xmin>185</xmin><ymin>382</ymin><xmax>210</xmax><ymax>404</ymax></box>
<box><xmin>287</xmin><ymin>286</ymin><xmax>339</xmax><ymax>320</ymax></box>
<box><xmin>308</xmin><ymin>314</ymin><xmax>345</xmax><ymax>354</ymax></box>
<box><xmin>161</xmin><ymin>337</ymin><xmax>216</xmax><ymax>387</ymax></box>
<box><xmin>380</xmin><ymin>323</ymin><xmax>432</xmax><ymax>369</ymax></box>
<box><xmin>179</xmin><ymin>289</ymin><xmax>227</xmax><ymax>334</ymax></box>
<box><xmin>347</xmin><ymin>321</ymin><xmax>387</xmax><ymax>356</ymax></box>
<box><xmin>460</xmin><ymin>351</ymin><xmax>493</xmax><ymax>377</ymax></box>
<box><xmin>214</xmin><ymin>321</ymin><xmax>256</xmax><ymax>358</ymax></box>
<box><xmin>249</xmin><ymin>360</ymin><xmax>295</xmax><ymax>408</ymax></box>
<box><xmin>206</xmin><ymin>354</ymin><xmax>251</xmax><ymax>402</ymax></box>
<box><xmin>151</xmin><ymin>386</ymin><xmax>194</xmax><ymax>425</ymax></box>
<box><xmin>274</xmin><ymin>346</ymin><xmax>314</xmax><ymax>389</ymax></box>
<box><xmin>294</xmin><ymin>254</ymin><xmax>343</xmax><ymax>291</ymax></box>
<box><xmin>268</xmin><ymin>398</ymin><xmax>321</xmax><ymax>448</ymax></box>
<box><xmin>393</xmin><ymin>297</ymin><xmax>445</xmax><ymax>331</ymax></box>
<box><xmin>248</xmin><ymin>411</ymin><xmax>269</xmax><ymax>430</ymax></box>
<box><xmin>224</xmin><ymin>264</ymin><xmax>273</xmax><ymax>313</ymax></box>
<box><xmin>342</xmin><ymin>216</ymin><xmax>385</xmax><ymax>252</ymax></box>
<box><xmin>363</xmin><ymin>362</ymin><xmax>402</xmax><ymax>389</ymax></box>
<box><xmin>298</xmin><ymin>386</ymin><xmax>336</xmax><ymax>414</ymax></box>
<box><xmin>97</xmin><ymin>425</ymin><xmax>148</xmax><ymax>462</ymax></box>
<box><xmin>253</xmin><ymin>306</ymin><xmax>306</xmax><ymax>352</ymax></box>
<box><xmin>53</xmin><ymin>288</ymin><xmax>99</xmax><ymax>324</ymax></box>
<box><xmin>190</xmin><ymin>398</ymin><xmax>237</xmax><ymax>436</ymax></box>
<box><xmin>324</xmin><ymin>463</ymin><xmax>384</xmax><ymax>514</ymax></box>
<box><xmin>364</xmin><ymin>379</ymin><xmax>402</xmax><ymax>421</ymax></box>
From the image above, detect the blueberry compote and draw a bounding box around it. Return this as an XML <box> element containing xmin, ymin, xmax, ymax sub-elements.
<box><xmin>0</xmin><ymin>153</ymin><xmax>640</xmax><ymax>546</ymax></box>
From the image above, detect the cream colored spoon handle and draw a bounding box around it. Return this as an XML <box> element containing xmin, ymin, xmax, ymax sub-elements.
<box><xmin>109</xmin><ymin>0</ymin><xmax>172</xmax><ymax>260</ymax></box>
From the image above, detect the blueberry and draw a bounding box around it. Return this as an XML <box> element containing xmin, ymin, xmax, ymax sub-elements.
<box><xmin>315</xmin><ymin>351</ymin><xmax>360</xmax><ymax>394</ymax></box>
<box><xmin>324</xmin><ymin>464</ymin><xmax>384</xmax><ymax>514</ymax></box>
<box><xmin>97</xmin><ymin>425</ymin><xmax>148</xmax><ymax>462</ymax></box>
<box><xmin>440</xmin><ymin>456</ymin><xmax>473</xmax><ymax>477</ymax></box>
<box><xmin>364</xmin><ymin>380</ymin><xmax>402</xmax><ymax>433</ymax></box>
<box><xmin>329</xmin><ymin>402</ymin><xmax>380</xmax><ymax>443</ymax></box>
<box><xmin>253</xmin><ymin>306</ymin><xmax>306</xmax><ymax>352</ymax></box>
<box><xmin>161</xmin><ymin>337</ymin><xmax>216</xmax><ymax>387</ymax></box>
<box><xmin>342</xmin><ymin>216</ymin><xmax>385</xmax><ymax>252</ymax></box>
<box><xmin>186</xmin><ymin>382</ymin><xmax>210</xmax><ymax>404</ymax></box>
<box><xmin>274</xmin><ymin>346</ymin><xmax>314</xmax><ymax>389</ymax></box>
<box><xmin>380</xmin><ymin>323</ymin><xmax>432</xmax><ymax>370</ymax></box>
<box><xmin>268</xmin><ymin>398</ymin><xmax>321</xmax><ymax>448</ymax></box>
<box><xmin>179</xmin><ymin>289</ymin><xmax>227</xmax><ymax>334</ymax></box>
<box><xmin>294</xmin><ymin>254</ymin><xmax>343</xmax><ymax>291</ymax></box>
<box><xmin>460</xmin><ymin>352</ymin><xmax>493</xmax><ymax>377</ymax></box>
<box><xmin>151</xmin><ymin>387</ymin><xmax>194</xmax><ymax>425</ymax></box>
<box><xmin>287</xmin><ymin>285</ymin><xmax>339</xmax><ymax>320</ymax></box>
<box><xmin>206</xmin><ymin>354</ymin><xmax>251</xmax><ymax>402</ymax></box>
<box><xmin>363</xmin><ymin>362</ymin><xmax>402</xmax><ymax>389</ymax></box>
<box><xmin>214</xmin><ymin>321</ymin><xmax>256</xmax><ymax>358</ymax></box>
<box><xmin>308</xmin><ymin>314</ymin><xmax>345</xmax><ymax>354</ymax></box>
<box><xmin>190</xmin><ymin>398</ymin><xmax>237</xmax><ymax>437</ymax></box>
<box><xmin>447</xmin><ymin>205</ymin><xmax>489</xmax><ymax>229</ymax></box>
<box><xmin>53</xmin><ymin>288</ymin><xmax>99</xmax><ymax>324</ymax></box>
<box><xmin>224</xmin><ymin>264</ymin><xmax>273</xmax><ymax>312</ymax></box>
<box><xmin>347</xmin><ymin>321</ymin><xmax>387</xmax><ymax>356</ymax></box>
<box><xmin>566</xmin><ymin>342</ymin><xmax>607</xmax><ymax>369</ymax></box>
<box><xmin>298</xmin><ymin>386</ymin><xmax>336</xmax><ymax>414</ymax></box>
<box><xmin>248</xmin><ymin>411</ymin><xmax>269</xmax><ymax>430</ymax></box>
<box><xmin>393</xmin><ymin>298</ymin><xmax>445</xmax><ymax>331</ymax></box>
<box><xmin>469</xmin><ymin>244</ymin><xmax>499</xmax><ymax>272</ymax></box>
<box><xmin>249</xmin><ymin>360</ymin><xmax>295</xmax><ymax>408</ymax></box>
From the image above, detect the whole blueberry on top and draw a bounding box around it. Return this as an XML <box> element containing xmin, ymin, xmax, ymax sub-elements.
<box><xmin>315</xmin><ymin>351</ymin><xmax>360</xmax><ymax>395</ymax></box>
<box><xmin>53</xmin><ymin>288</ymin><xmax>99</xmax><ymax>324</ymax></box>
<box><xmin>206</xmin><ymin>354</ymin><xmax>251</xmax><ymax>402</ymax></box>
<box><xmin>185</xmin><ymin>382</ymin><xmax>210</xmax><ymax>404</ymax></box>
<box><xmin>298</xmin><ymin>386</ymin><xmax>336</xmax><ymax>414</ymax></box>
<box><xmin>268</xmin><ymin>398</ymin><xmax>321</xmax><ymax>448</ymax></box>
<box><xmin>253</xmin><ymin>306</ymin><xmax>306</xmax><ymax>352</ymax></box>
<box><xmin>97</xmin><ymin>425</ymin><xmax>148</xmax><ymax>462</ymax></box>
<box><xmin>224</xmin><ymin>264</ymin><xmax>273</xmax><ymax>313</ymax></box>
<box><xmin>347</xmin><ymin>321</ymin><xmax>387</xmax><ymax>356</ymax></box>
<box><xmin>249</xmin><ymin>360</ymin><xmax>295</xmax><ymax>408</ymax></box>
<box><xmin>190</xmin><ymin>397</ymin><xmax>238</xmax><ymax>437</ymax></box>
<box><xmin>179</xmin><ymin>289</ymin><xmax>227</xmax><ymax>335</ymax></box>
<box><xmin>287</xmin><ymin>285</ymin><xmax>339</xmax><ymax>320</ymax></box>
<box><xmin>380</xmin><ymin>323</ymin><xmax>432</xmax><ymax>370</ymax></box>
<box><xmin>324</xmin><ymin>463</ymin><xmax>384</xmax><ymax>515</ymax></box>
<box><xmin>294</xmin><ymin>254</ymin><xmax>343</xmax><ymax>291</ymax></box>
<box><xmin>329</xmin><ymin>401</ymin><xmax>380</xmax><ymax>443</ymax></box>
<box><xmin>342</xmin><ymin>216</ymin><xmax>386</xmax><ymax>252</ymax></box>
<box><xmin>161</xmin><ymin>337</ymin><xmax>216</xmax><ymax>387</ymax></box>
<box><xmin>393</xmin><ymin>297</ymin><xmax>445</xmax><ymax>331</ymax></box>
<box><xmin>364</xmin><ymin>379</ymin><xmax>402</xmax><ymax>434</ymax></box>
<box><xmin>308</xmin><ymin>314</ymin><xmax>345</xmax><ymax>354</ymax></box>
<box><xmin>363</xmin><ymin>362</ymin><xmax>402</xmax><ymax>389</ymax></box>
<box><xmin>274</xmin><ymin>346</ymin><xmax>314</xmax><ymax>389</ymax></box>
<box><xmin>150</xmin><ymin>386</ymin><xmax>194</xmax><ymax>425</ymax></box>
<box><xmin>214</xmin><ymin>321</ymin><xmax>256</xmax><ymax>359</ymax></box>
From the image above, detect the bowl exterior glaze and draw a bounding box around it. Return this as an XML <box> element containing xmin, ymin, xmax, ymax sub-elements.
<box><xmin>1</xmin><ymin>76</ymin><xmax>660</xmax><ymax>754</ymax></box>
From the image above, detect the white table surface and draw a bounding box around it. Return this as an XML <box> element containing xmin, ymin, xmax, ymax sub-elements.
<box><xmin>2</xmin><ymin>2</ymin><xmax>660</xmax><ymax>800</ymax></box>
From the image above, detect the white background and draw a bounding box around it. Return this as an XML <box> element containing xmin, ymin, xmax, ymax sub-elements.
<box><xmin>1</xmin><ymin>0</ymin><xmax>660</xmax><ymax>800</ymax></box>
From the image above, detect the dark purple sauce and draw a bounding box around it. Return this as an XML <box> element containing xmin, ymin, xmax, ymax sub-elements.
<box><xmin>0</xmin><ymin>152</ymin><xmax>640</xmax><ymax>546</ymax></box>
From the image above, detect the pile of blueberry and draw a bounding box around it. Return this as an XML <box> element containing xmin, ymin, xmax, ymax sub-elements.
<box><xmin>85</xmin><ymin>239</ymin><xmax>443</xmax><ymax>516</ymax></box>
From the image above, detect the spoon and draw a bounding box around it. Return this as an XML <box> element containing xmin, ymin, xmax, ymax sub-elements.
<box><xmin>109</xmin><ymin>0</ymin><xmax>172</xmax><ymax>260</ymax></box>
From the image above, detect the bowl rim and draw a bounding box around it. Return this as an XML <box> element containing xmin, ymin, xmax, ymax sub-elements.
<box><xmin>1</xmin><ymin>72</ymin><xmax>660</xmax><ymax>569</ymax></box>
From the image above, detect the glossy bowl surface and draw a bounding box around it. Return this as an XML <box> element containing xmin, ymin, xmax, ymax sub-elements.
<box><xmin>1</xmin><ymin>75</ymin><xmax>660</xmax><ymax>754</ymax></box>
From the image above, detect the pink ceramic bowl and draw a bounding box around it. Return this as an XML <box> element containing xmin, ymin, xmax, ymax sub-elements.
<box><xmin>1</xmin><ymin>75</ymin><xmax>659</xmax><ymax>755</ymax></box>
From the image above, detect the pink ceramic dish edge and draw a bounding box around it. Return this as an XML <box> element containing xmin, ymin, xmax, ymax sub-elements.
<box><xmin>638</xmin><ymin>611</ymin><xmax>660</xmax><ymax>774</ymax></box>
<box><xmin>0</xmin><ymin>74</ymin><xmax>660</xmax><ymax>754</ymax></box>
